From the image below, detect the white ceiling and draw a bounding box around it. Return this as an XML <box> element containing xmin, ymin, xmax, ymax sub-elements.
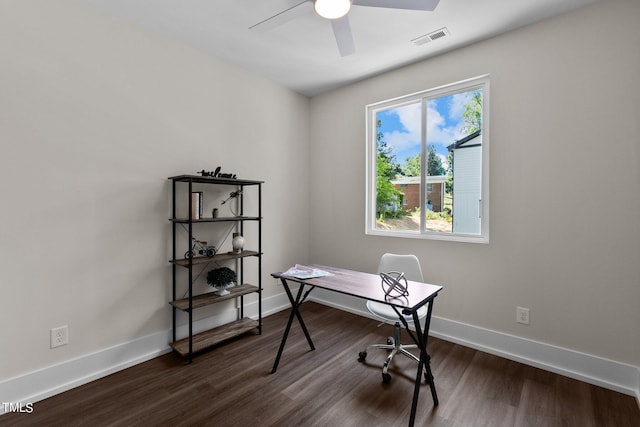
<box><xmin>85</xmin><ymin>0</ymin><xmax>598</xmax><ymax>96</ymax></box>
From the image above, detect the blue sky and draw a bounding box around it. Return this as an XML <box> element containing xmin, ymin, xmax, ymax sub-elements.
<box><xmin>377</xmin><ymin>90</ymin><xmax>477</xmax><ymax>170</ymax></box>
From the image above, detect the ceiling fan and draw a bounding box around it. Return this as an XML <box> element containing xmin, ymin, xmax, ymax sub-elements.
<box><xmin>249</xmin><ymin>0</ymin><xmax>441</xmax><ymax>57</ymax></box>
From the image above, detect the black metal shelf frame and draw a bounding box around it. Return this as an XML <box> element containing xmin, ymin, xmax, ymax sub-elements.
<box><xmin>169</xmin><ymin>175</ymin><xmax>263</xmax><ymax>362</ymax></box>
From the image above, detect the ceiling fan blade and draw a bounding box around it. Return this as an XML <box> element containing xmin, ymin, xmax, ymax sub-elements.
<box><xmin>249</xmin><ymin>0</ymin><xmax>312</xmax><ymax>31</ymax></box>
<box><xmin>331</xmin><ymin>16</ymin><xmax>355</xmax><ymax>57</ymax></box>
<box><xmin>352</xmin><ymin>0</ymin><xmax>440</xmax><ymax>11</ymax></box>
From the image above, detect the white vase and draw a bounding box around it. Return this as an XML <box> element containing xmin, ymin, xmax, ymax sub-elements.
<box><xmin>232</xmin><ymin>233</ymin><xmax>245</xmax><ymax>253</ymax></box>
<box><xmin>214</xmin><ymin>284</ymin><xmax>231</xmax><ymax>296</ymax></box>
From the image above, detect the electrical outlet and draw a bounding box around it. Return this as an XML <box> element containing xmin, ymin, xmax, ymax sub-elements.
<box><xmin>50</xmin><ymin>325</ymin><xmax>69</xmax><ymax>348</ymax></box>
<box><xmin>516</xmin><ymin>307</ymin><xmax>530</xmax><ymax>325</ymax></box>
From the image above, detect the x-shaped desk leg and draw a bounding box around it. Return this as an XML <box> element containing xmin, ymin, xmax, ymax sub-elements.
<box><xmin>271</xmin><ymin>278</ymin><xmax>315</xmax><ymax>374</ymax></box>
<box><xmin>404</xmin><ymin>300</ymin><xmax>438</xmax><ymax>427</ymax></box>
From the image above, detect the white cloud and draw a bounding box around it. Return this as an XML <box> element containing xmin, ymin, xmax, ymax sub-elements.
<box><xmin>426</xmin><ymin>101</ymin><xmax>453</xmax><ymax>146</ymax></box>
<box><xmin>396</xmin><ymin>102</ymin><xmax>422</xmax><ymax>135</ymax></box>
<box><xmin>382</xmin><ymin>92</ymin><xmax>476</xmax><ymax>159</ymax></box>
<box><xmin>427</xmin><ymin>97</ymin><xmax>470</xmax><ymax>147</ymax></box>
<box><xmin>385</xmin><ymin>130</ymin><xmax>418</xmax><ymax>152</ymax></box>
<box><xmin>449</xmin><ymin>92</ymin><xmax>472</xmax><ymax>121</ymax></box>
<box><xmin>383</xmin><ymin>103</ymin><xmax>421</xmax><ymax>154</ymax></box>
<box><xmin>439</xmin><ymin>153</ymin><xmax>450</xmax><ymax>170</ymax></box>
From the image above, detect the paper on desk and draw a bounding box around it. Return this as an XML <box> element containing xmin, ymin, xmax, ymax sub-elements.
<box><xmin>283</xmin><ymin>264</ymin><xmax>333</xmax><ymax>279</ymax></box>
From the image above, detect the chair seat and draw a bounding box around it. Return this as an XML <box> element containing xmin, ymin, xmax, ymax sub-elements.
<box><xmin>366</xmin><ymin>300</ymin><xmax>428</xmax><ymax>325</ymax></box>
<box><xmin>360</xmin><ymin>253</ymin><xmax>428</xmax><ymax>384</ymax></box>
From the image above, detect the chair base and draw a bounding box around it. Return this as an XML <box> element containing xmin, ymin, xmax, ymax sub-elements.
<box><xmin>359</xmin><ymin>321</ymin><xmax>420</xmax><ymax>383</ymax></box>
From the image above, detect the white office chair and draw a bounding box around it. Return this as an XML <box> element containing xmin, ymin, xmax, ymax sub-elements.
<box><xmin>358</xmin><ymin>253</ymin><xmax>429</xmax><ymax>383</ymax></box>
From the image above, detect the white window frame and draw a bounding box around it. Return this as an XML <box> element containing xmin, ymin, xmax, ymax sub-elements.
<box><xmin>365</xmin><ymin>75</ymin><xmax>490</xmax><ymax>243</ymax></box>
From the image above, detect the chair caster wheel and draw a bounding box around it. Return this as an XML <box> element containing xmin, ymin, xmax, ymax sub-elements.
<box><xmin>387</xmin><ymin>337</ymin><xmax>393</xmax><ymax>345</ymax></box>
<box><xmin>382</xmin><ymin>372</ymin><xmax>392</xmax><ymax>384</ymax></box>
<box><xmin>358</xmin><ymin>351</ymin><xmax>367</xmax><ymax>361</ymax></box>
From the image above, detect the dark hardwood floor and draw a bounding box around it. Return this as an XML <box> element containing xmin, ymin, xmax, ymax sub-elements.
<box><xmin>3</xmin><ymin>302</ymin><xmax>639</xmax><ymax>426</ymax></box>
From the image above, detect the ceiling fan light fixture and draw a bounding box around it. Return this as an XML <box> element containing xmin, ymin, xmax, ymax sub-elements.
<box><xmin>314</xmin><ymin>0</ymin><xmax>351</xmax><ymax>20</ymax></box>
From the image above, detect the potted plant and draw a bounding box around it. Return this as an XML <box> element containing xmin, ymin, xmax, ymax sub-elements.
<box><xmin>206</xmin><ymin>267</ymin><xmax>237</xmax><ymax>296</ymax></box>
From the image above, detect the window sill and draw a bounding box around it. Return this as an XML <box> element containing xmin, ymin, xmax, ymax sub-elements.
<box><xmin>366</xmin><ymin>228</ymin><xmax>489</xmax><ymax>244</ymax></box>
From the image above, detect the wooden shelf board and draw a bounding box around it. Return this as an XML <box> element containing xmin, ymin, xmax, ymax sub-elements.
<box><xmin>170</xmin><ymin>216</ymin><xmax>261</xmax><ymax>224</ymax></box>
<box><xmin>171</xmin><ymin>250</ymin><xmax>260</xmax><ymax>267</ymax></box>
<box><xmin>170</xmin><ymin>284</ymin><xmax>259</xmax><ymax>311</ymax></box>
<box><xmin>168</xmin><ymin>175</ymin><xmax>263</xmax><ymax>186</ymax></box>
<box><xmin>170</xmin><ymin>318</ymin><xmax>259</xmax><ymax>356</ymax></box>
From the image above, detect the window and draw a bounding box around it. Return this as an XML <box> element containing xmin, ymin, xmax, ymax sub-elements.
<box><xmin>365</xmin><ymin>75</ymin><xmax>489</xmax><ymax>243</ymax></box>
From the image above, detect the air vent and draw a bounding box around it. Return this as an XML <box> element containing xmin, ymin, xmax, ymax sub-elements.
<box><xmin>412</xmin><ymin>27</ymin><xmax>450</xmax><ymax>46</ymax></box>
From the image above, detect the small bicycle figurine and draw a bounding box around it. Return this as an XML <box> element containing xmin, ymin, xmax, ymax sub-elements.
<box><xmin>184</xmin><ymin>237</ymin><xmax>218</xmax><ymax>259</ymax></box>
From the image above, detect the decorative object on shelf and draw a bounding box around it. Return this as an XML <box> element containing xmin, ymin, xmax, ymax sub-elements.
<box><xmin>380</xmin><ymin>271</ymin><xmax>410</xmax><ymax>299</ymax></box>
<box><xmin>207</xmin><ymin>267</ymin><xmax>237</xmax><ymax>296</ymax></box>
<box><xmin>221</xmin><ymin>189</ymin><xmax>242</xmax><ymax>205</ymax></box>
<box><xmin>185</xmin><ymin>237</ymin><xmax>217</xmax><ymax>259</ymax></box>
<box><xmin>212</xmin><ymin>208</ymin><xmax>219</xmax><ymax>218</ymax></box>
<box><xmin>190</xmin><ymin>191</ymin><xmax>203</xmax><ymax>219</ymax></box>
<box><xmin>232</xmin><ymin>233</ymin><xmax>245</xmax><ymax>253</ymax></box>
<box><xmin>198</xmin><ymin>167</ymin><xmax>237</xmax><ymax>179</ymax></box>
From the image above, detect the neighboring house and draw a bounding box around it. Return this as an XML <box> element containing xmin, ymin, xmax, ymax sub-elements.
<box><xmin>392</xmin><ymin>175</ymin><xmax>447</xmax><ymax>212</ymax></box>
<box><xmin>447</xmin><ymin>130</ymin><xmax>482</xmax><ymax>234</ymax></box>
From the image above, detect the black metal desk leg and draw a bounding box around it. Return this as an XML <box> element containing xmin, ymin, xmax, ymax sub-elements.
<box><xmin>421</xmin><ymin>301</ymin><xmax>438</xmax><ymax>406</ymax></box>
<box><xmin>407</xmin><ymin>301</ymin><xmax>438</xmax><ymax>427</ymax></box>
<box><xmin>271</xmin><ymin>279</ymin><xmax>315</xmax><ymax>373</ymax></box>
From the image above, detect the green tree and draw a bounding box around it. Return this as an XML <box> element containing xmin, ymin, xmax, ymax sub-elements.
<box><xmin>463</xmin><ymin>90</ymin><xmax>482</xmax><ymax>134</ymax></box>
<box><xmin>402</xmin><ymin>145</ymin><xmax>445</xmax><ymax>177</ymax></box>
<box><xmin>426</xmin><ymin>144</ymin><xmax>446</xmax><ymax>176</ymax></box>
<box><xmin>445</xmin><ymin>151</ymin><xmax>454</xmax><ymax>194</ymax></box>
<box><xmin>376</xmin><ymin>120</ymin><xmax>402</xmax><ymax>218</ymax></box>
<box><xmin>402</xmin><ymin>154</ymin><xmax>420</xmax><ymax>177</ymax></box>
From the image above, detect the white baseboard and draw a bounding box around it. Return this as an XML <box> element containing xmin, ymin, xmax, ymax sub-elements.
<box><xmin>429</xmin><ymin>316</ymin><xmax>640</xmax><ymax>398</ymax></box>
<box><xmin>2</xmin><ymin>289</ymin><xmax>638</xmax><ymax>415</ymax></box>
<box><xmin>0</xmin><ymin>291</ymin><xmax>292</xmax><ymax>414</ymax></box>
<box><xmin>0</xmin><ymin>330</ymin><xmax>172</xmax><ymax>415</ymax></box>
<box><xmin>308</xmin><ymin>289</ymin><xmax>640</xmax><ymax>401</ymax></box>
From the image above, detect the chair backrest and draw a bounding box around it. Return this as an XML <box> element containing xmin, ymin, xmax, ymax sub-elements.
<box><xmin>376</xmin><ymin>253</ymin><xmax>423</xmax><ymax>282</ymax></box>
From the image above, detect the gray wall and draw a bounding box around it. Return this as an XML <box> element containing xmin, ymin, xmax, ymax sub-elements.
<box><xmin>308</xmin><ymin>0</ymin><xmax>640</xmax><ymax>367</ymax></box>
<box><xmin>0</xmin><ymin>0</ymin><xmax>310</xmax><ymax>380</ymax></box>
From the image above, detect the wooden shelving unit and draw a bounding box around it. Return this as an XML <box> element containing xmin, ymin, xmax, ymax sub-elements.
<box><xmin>169</xmin><ymin>284</ymin><xmax>259</xmax><ymax>311</ymax></box>
<box><xmin>171</xmin><ymin>251</ymin><xmax>259</xmax><ymax>267</ymax></box>
<box><xmin>168</xmin><ymin>175</ymin><xmax>263</xmax><ymax>362</ymax></box>
<box><xmin>169</xmin><ymin>318</ymin><xmax>259</xmax><ymax>356</ymax></box>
